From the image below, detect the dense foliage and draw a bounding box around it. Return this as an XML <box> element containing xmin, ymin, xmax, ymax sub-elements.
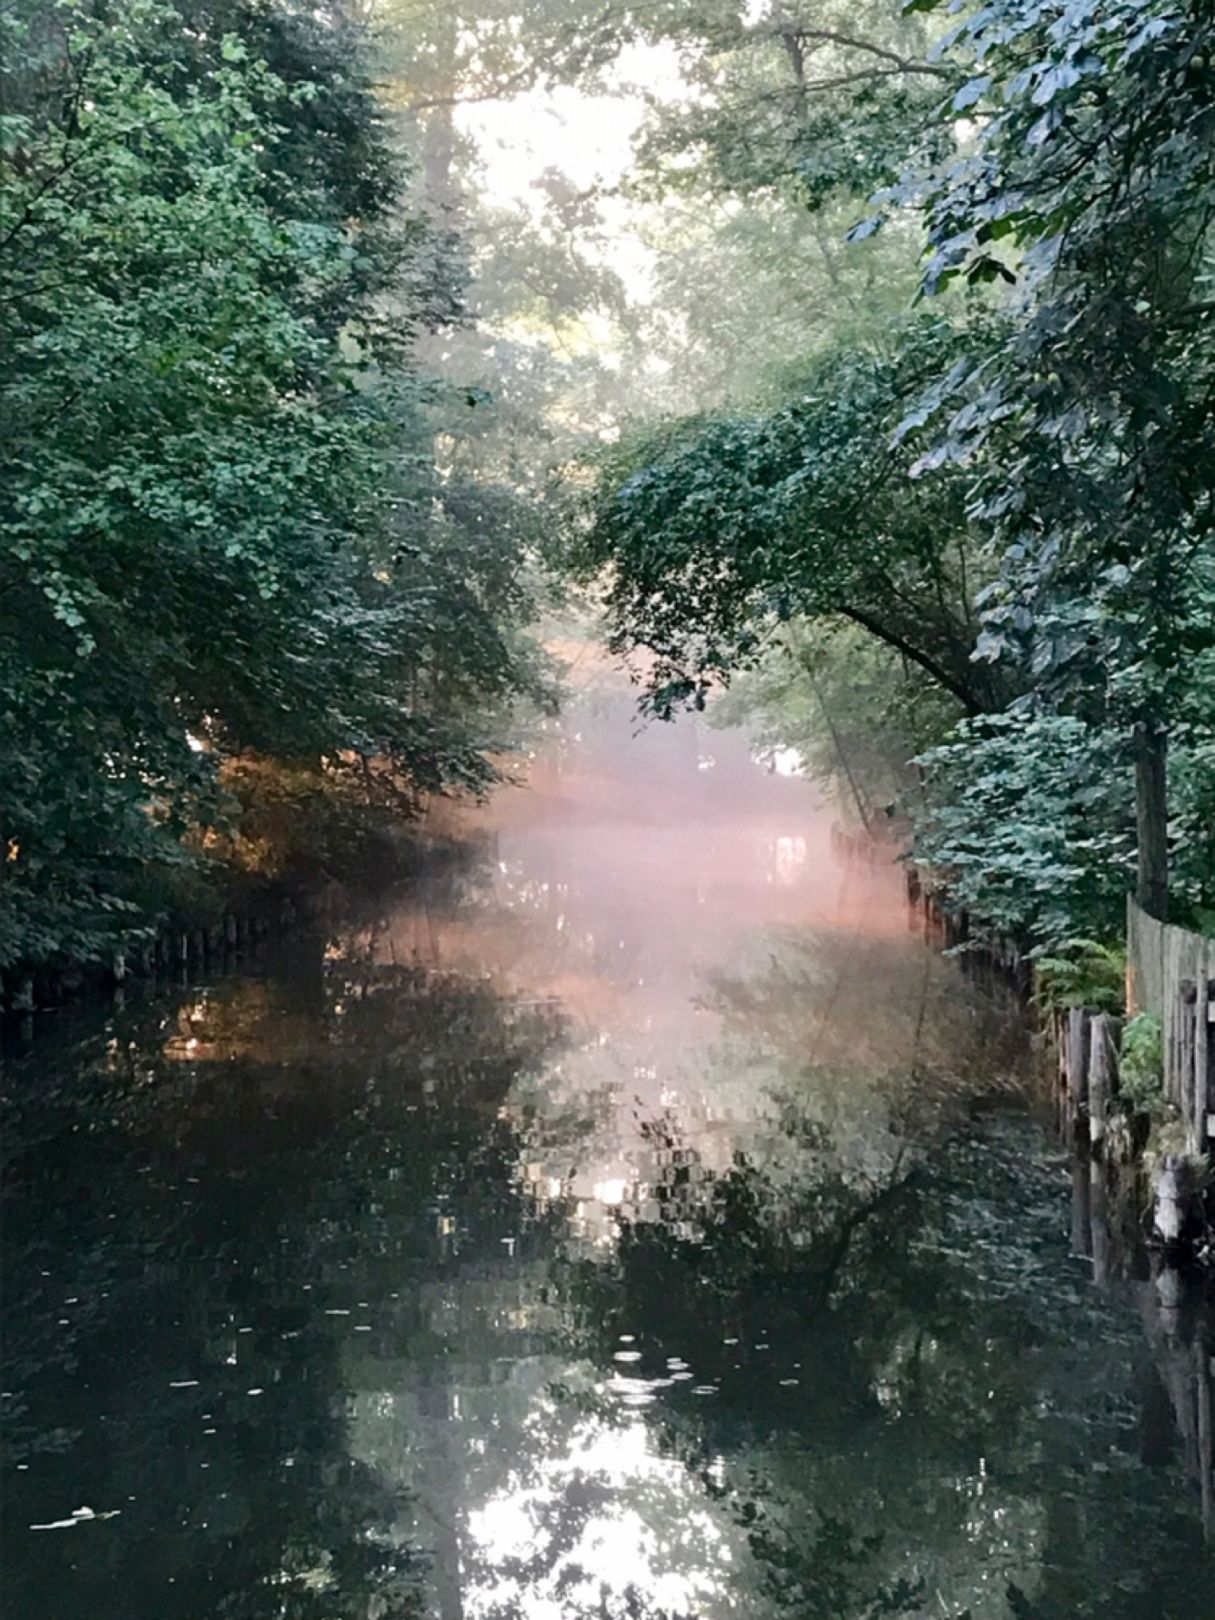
<box><xmin>577</xmin><ymin>0</ymin><xmax>1215</xmax><ymax>955</ymax></box>
<box><xmin>0</xmin><ymin>0</ymin><xmax>544</xmax><ymax>975</ymax></box>
<box><xmin>582</xmin><ymin>320</ymin><xmax>1010</xmax><ymax>718</ymax></box>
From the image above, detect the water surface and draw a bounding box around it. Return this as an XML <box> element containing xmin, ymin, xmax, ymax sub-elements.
<box><xmin>2</xmin><ymin>691</ymin><xmax>1211</xmax><ymax>1618</ymax></box>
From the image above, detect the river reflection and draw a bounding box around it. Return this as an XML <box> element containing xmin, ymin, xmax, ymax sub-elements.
<box><xmin>2</xmin><ymin>689</ymin><xmax>1212</xmax><ymax>1618</ymax></box>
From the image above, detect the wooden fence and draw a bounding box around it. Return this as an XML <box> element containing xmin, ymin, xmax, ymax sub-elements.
<box><xmin>1049</xmin><ymin>998</ymin><xmax>1215</xmax><ymax>1540</ymax></box>
<box><xmin>1127</xmin><ymin>898</ymin><xmax>1215</xmax><ymax>1157</ymax></box>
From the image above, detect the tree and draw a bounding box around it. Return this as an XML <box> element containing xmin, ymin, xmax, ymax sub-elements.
<box><xmin>888</xmin><ymin>0</ymin><xmax>1215</xmax><ymax>920</ymax></box>
<box><xmin>576</xmin><ymin>320</ymin><xmax>1006</xmax><ymax>721</ymax></box>
<box><xmin>0</xmin><ymin>0</ymin><xmax>544</xmax><ymax>974</ymax></box>
<box><xmin>574</xmin><ymin>0</ymin><xmax>1215</xmax><ymax>943</ymax></box>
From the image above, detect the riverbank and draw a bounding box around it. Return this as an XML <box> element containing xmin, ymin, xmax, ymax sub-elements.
<box><xmin>0</xmin><ymin>759</ymin><xmax>472</xmax><ymax>1019</ymax></box>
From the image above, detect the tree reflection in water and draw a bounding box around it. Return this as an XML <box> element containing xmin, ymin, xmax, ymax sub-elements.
<box><xmin>4</xmin><ymin>849</ymin><xmax>1213</xmax><ymax>1619</ymax></box>
<box><xmin>1</xmin><ymin>940</ymin><xmax>565</xmax><ymax>1620</ymax></box>
<box><xmin>461</xmin><ymin>1114</ymin><xmax>1211</xmax><ymax>1620</ymax></box>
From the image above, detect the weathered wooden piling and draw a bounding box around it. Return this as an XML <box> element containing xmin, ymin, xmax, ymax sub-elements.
<box><xmin>1089</xmin><ymin>1013</ymin><xmax>1117</xmax><ymax>1156</ymax></box>
<box><xmin>1066</xmin><ymin>1007</ymin><xmax>1091</xmax><ymax>1147</ymax></box>
<box><xmin>1191</xmin><ymin>975</ymin><xmax>1212</xmax><ymax>1159</ymax></box>
<box><xmin>1153</xmin><ymin>1155</ymin><xmax>1188</xmax><ymax>1247</ymax></box>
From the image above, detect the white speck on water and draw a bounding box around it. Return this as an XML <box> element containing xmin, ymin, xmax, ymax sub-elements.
<box><xmin>238</xmin><ymin>1327</ymin><xmax>252</xmax><ymax>1335</ymax></box>
<box><xmin>203</xmin><ymin>1428</ymin><xmax>217</xmax><ymax>1434</ymax></box>
<box><xmin>30</xmin><ymin>1506</ymin><xmax>121</xmax><ymax>1531</ymax></box>
<box><xmin>247</xmin><ymin>1388</ymin><xmax>264</xmax><ymax>1396</ymax></box>
<box><xmin>779</xmin><ymin>1378</ymin><xmax>800</xmax><ymax>1387</ymax></box>
<box><xmin>169</xmin><ymin>1380</ymin><xmax>199</xmax><ymax>1389</ymax></box>
<box><xmin>324</xmin><ymin>1309</ymin><xmax>350</xmax><ymax>1317</ymax></box>
<box><xmin>354</xmin><ymin>1325</ymin><xmax>372</xmax><ymax>1332</ymax></box>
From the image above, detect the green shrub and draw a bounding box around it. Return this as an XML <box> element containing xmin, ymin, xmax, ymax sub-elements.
<box><xmin>1118</xmin><ymin>1012</ymin><xmax>1166</xmax><ymax>1117</ymax></box>
<box><xmin>1032</xmin><ymin>939</ymin><xmax>1127</xmax><ymax>1014</ymax></box>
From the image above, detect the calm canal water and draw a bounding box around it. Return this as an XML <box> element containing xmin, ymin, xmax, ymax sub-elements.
<box><xmin>2</xmin><ymin>690</ymin><xmax>1212</xmax><ymax>1618</ymax></box>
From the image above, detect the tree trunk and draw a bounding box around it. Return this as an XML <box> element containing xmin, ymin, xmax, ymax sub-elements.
<box><xmin>805</xmin><ymin>662</ymin><xmax>872</xmax><ymax>834</ymax></box>
<box><xmin>1134</xmin><ymin>721</ymin><xmax>1169</xmax><ymax>921</ymax></box>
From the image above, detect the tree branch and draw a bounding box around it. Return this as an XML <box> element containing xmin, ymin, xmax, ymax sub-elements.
<box><xmin>765</xmin><ymin>23</ymin><xmax>952</xmax><ymax>80</ymax></box>
<box><xmin>837</xmin><ymin>603</ymin><xmax>986</xmax><ymax>713</ymax></box>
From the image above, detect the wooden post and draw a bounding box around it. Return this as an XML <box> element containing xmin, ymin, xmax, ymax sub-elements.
<box><xmin>1154</xmin><ymin>1259</ymin><xmax>1185</xmax><ymax>1341</ymax></box>
<box><xmin>1067</xmin><ymin>1007</ymin><xmax>1091</xmax><ymax>1145</ymax></box>
<box><xmin>1089</xmin><ymin>1013</ymin><xmax>1116</xmax><ymax>1158</ymax></box>
<box><xmin>1193</xmin><ymin>977</ymin><xmax>1211</xmax><ymax>1159</ymax></box>
<box><xmin>1177</xmin><ymin>979</ymin><xmax>1197</xmax><ymax>1124</ymax></box>
<box><xmin>1055</xmin><ymin>1010</ymin><xmax>1069</xmax><ymax>1136</ymax></box>
<box><xmin>1153</xmin><ymin>1154</ymin><xmax>1188</xmax><ymax>1247</ymax></box>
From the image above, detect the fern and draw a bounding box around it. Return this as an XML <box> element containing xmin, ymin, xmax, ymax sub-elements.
<box><xmin>1033</xmin><ymin>938</ymin><xmax>1126</xmax><ymax>1014</ymax></box>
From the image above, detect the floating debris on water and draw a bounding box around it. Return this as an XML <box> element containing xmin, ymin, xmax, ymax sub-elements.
<box><xmin>30</xmin><ymin>1507</ymin><xmax>121</xmax><ymax>1532</ymax></box>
